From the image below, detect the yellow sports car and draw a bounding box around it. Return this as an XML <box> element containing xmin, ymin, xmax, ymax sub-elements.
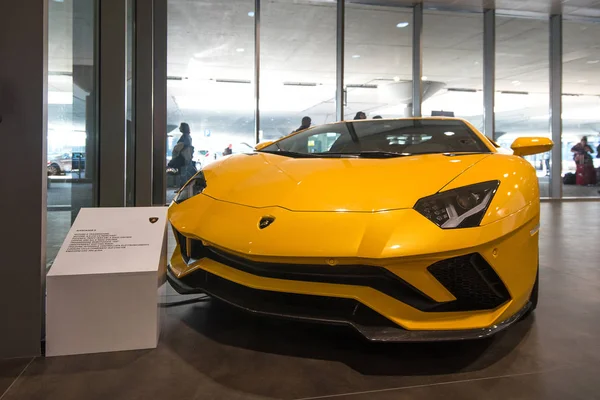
<box><xmin>167</xmin><ymin>118</ymin><xmax>553</xmax><ymax>341</ymax></box>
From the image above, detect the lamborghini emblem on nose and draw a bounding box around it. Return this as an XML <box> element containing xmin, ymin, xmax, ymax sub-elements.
<box><xmin>149</xmin><ymin>217</ymin><xmax>159</xmax><ymax>224</ymax></box>
<box><xmin>259</xmin><ymin>216</ymin><xmax>275</xmax><ymax>229</ymax></box>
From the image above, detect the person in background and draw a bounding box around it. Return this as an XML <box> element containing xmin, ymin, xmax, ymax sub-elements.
<box><xmin>373</xmin><ymin>115</ymin><xmax>383</xmax><ymax>119</ymax></box>
<box><xmin>295</xmin><ymin>116</ymin><xmax>312</xmax><ymax>132</ymax></box>
<box><xmin>571</xmin><ymin>136</ymin><xmax>596</xmax><ymax>186</ymax></box>
<box><xmin>354</xmin><ymin>111</ymin><xmax>367</xmax><ymax>120</ymax></box>
<box><xmin>178</xmin><ymin>122</ymin><xmax>192</xmax><ymax>147</ymax></box>
<box><xmin>223</xmin><ymin>144</ymin><xmax>233</xmax><ymax>156</ymax></box>
<box><xmin>168</xmin><ymin>122</ymin><xmax>196</xmax><ymax>189</ymax></box>
<box><xmin>543</xmin><ymin>152</ymin><xmax>550</xmax><ymax>177</ymax></box>
<box><xmin>571</xmin><ymin>136</ymin><xmax>593</xmax><ymax>166</ymax></box>
<box><xmin>597</xmin><ymin>143</ymin><xmax>600</xmax><ymax>194</ymax></box>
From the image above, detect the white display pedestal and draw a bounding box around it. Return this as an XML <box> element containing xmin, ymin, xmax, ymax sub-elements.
<box><xmin>46</xmin><ymin>207</ymin><xmax>168</xmax><ymax>357</ymax></box>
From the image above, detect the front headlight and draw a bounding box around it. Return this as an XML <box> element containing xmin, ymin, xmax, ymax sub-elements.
<box><xmin>174</xmin><ymin>172</ymin><xmax>207</xmax><ymax>204</ymax></box>
<box><xmin>414</xmin><ymin>181</ymin><xmax>500</xmax><ymax>229</ymax></box>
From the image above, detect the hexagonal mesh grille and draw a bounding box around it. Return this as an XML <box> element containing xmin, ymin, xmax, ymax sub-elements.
<box><xmin>428</xmin><ymin>253</ymin><xmax>510</xmax><ymax>311</ymax></box>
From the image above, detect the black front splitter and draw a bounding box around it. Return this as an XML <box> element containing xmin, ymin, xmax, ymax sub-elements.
<box><xmin>167</xmin><ymin>265</ymin><xmax>530</xmax><ymax>342</ymax></box>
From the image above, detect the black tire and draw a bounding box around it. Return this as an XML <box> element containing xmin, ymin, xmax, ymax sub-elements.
<box><xmin>48</xmin><ymin>163</ymin><xmax>61</xmax><ymax>176</ymax></box>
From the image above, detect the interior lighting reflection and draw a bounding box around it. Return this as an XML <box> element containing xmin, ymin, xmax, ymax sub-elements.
<box><xmin>248</xmin><ymin>11</ymin><xmax>255</xmax><ymax>17</ymax></box>
<box><xmin>48</xmin><ymin>91</ymin><xmax>73</xmax><ymax>105</ymax></box>
<box><xmin>391</xmin><ymin>245</ymin><xmax>401</xmax><ymax>249</ymax></box>
<box><xmin>396</xmin><ymin>22</ymin><xmax>409</xmax><ymax>28</ymax></box>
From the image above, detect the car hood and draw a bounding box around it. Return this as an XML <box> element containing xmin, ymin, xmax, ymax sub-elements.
<box><xmin>200</xmin><ymin>152</ymin><xmax>490</xmax><ymax>212</ymax></box>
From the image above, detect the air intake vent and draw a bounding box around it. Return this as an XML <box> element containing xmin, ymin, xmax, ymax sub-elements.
<box><xmin>428</xmin><ymin>253</ymin><xmax>510</xmax><ymax>311</ymax></box>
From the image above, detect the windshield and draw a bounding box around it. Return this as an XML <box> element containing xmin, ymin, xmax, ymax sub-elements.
<box><xmin>260</xmin><ymin>119</ymin><xmax>492</xmax><ymax>158</ymax></box>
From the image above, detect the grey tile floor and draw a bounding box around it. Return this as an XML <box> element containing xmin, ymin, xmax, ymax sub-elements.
<box><xmin>5</xmin><ymin>202</ymin><xmax>600</xmax><ymax>400</ymax></box>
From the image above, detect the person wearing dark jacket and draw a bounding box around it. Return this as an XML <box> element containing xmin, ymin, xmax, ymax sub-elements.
<box><xmin>175</xmin><ymin>122</ymin><xmax>195</xmax><ymax>188</ymax></box>
<box><xmin>178</xmin><ymin>122</ymin><xmax>192</xmax><ymax>147</ymax></box>
<box><xmin>294</xmin><ymin>116</ymin><xmax>312</xmax><ymax>132</ymax></box>
<box><xmin>571</xmin><ymin>136</ymin><xmax>596</xmax><ymax>186</ymax></box>
<box><xmin>354</xmin><ymin>111</ymin><xmax>367</xmax><ymax>120</ymax></box>
<box><xmin>571</xmin><ymin>136</ymin><xmax>593</xmax><ymax>165</ymax></box>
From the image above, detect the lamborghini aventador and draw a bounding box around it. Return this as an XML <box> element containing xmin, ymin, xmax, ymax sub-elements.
<box><xmin>167</xmin><ymin>117</ymin><xmax>553</xmax><ymax>341</ymax></box>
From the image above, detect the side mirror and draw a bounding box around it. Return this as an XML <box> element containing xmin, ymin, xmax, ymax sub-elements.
<box><xmin>255</xmin><ymin>140</ymin><xmax>274</xmax><ymax>151</ymax></box>
<box><xmin>510</xmin><ymin>137</ymin><xmax>553</xmax><ymax>157</ymax></box>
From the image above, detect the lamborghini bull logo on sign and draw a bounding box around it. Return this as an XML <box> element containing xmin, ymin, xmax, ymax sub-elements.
<box><xmin>149</xmin><ymin>217</ymin><xmax>159</xmax><ymax>224</ymax></box>
<box><xmin>259</xmin><ymin>216</ymin><xmax>275</xmax><ymax>229</ymax></box>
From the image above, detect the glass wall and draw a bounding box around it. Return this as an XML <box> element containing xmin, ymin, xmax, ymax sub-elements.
<box><xmin>422</xmin><ymin>10</ymin><xmax>483</xmax><ymax>129</ymax></box>
<box><xmin>495</xmin><ymin>16</ymin><xmax>551</xmax><ymax>197</ymax></box>
<box><xmin>344</xmin><ymin>4</ymin><xmax>412</xmax><ymax>120</ymax></box>
<box><xmin>166</xmin><ymin>0</ymin><xmax>255</xmax><ymax>200</ymax></box>
<box><xmin>260</xmin><ymin>0</ymin><xmax>336</xmax><ymax>138</ymax></box>
<box><xmin>562</xmin><ymin>20</ymin><xmax>600</xmax><ymax>197</ymax></box>
<box><xmin>161</xmin><ymin>3</ymin><xmax>599</xmax><ymax>199</ymax></box>
<box><xmin>47</xmin><ymin>0</ymin><xmax>97</xmax><ymax>265</ymax></box>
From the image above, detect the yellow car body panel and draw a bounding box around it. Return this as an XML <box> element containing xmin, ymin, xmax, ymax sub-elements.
<box><xmin>169</xmin><ymin>196</ymin><xmax>538</xmax><ymax>331</ymax></box>
<box><xmin>167</xmin><ymin>117</ymin><xmax>549</xmax><ymax>341</ymax></box>
<box><xmin>201</xmin><ymin>152</ymin><xmax>491</xmax><ymax>212</ymax></box>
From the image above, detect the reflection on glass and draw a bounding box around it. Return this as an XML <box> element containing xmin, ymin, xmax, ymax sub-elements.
<box><xmin>126</xmin><ymin>0</ymin><xmax>135</xmax><ymax>206</ymax></box>
<box><xmin>344</xmin><ymin>4</ymin><xmax>413</xmax><ymax>119</ymax></box>
<box><xmin>47</xmin><ymin>0</ymin><xmax>97</xmax><ymax>265</ymax></box>
<box><xmin>495</xmin><ymin>17</ymin><xmax>550</xmax><ymax>197</ymax></box>
<box><xmin>422</xmin><ymin>11</ymin><xmax>483</xmax><ymax>129</ymax></box>
<box><xmin>563</xmin><ymin>21</ymin><xmax>600</xmax><ymax>197</ymax></box>
<box><xmin>261</xmin><ymin>0</ymin><xmax>336</xmax><ymax>138</ymax></box>
<box><xmin>166</xmin><ymin>0</ymin><xmax>255</xmax><ymax>201</ymax></box>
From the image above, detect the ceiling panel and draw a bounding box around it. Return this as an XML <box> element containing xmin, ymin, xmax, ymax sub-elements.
<box><xmin>46</xmin><ymin>0</ymin><xmax>600</xmax><ymax>133</ymax></box>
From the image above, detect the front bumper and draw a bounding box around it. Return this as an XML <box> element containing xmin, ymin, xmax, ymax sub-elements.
<box><xmin>168</xmin><ymin>195</ymin><xmax>539</xmax><ymax>341</ymax></box>
<box><xmin>167</xmin><ymin>265</ymin><xmax>530</xmax><ymax>342</ymax></box>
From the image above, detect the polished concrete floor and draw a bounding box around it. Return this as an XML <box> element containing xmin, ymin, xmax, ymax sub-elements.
<box><xmin>4</xmin><ymin>202</ymin><xmax>600</xmax><ymax>400</ymax></box>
